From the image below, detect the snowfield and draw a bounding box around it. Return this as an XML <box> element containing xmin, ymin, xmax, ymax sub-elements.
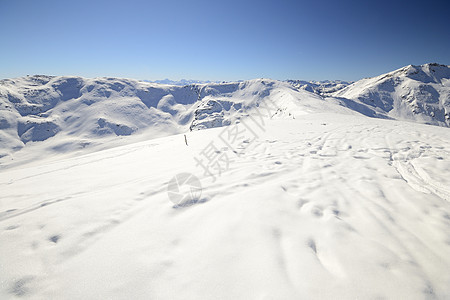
<box><xmin>1</xmin><ymin>64</ymin><xmax>450</xmax><ymax>299</ymax></box>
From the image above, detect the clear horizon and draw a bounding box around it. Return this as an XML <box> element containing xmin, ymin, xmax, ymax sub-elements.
<box><xmin>1</xmin><ymin>0</ymin><xmax>449</xmax><ymax>82</ymax></box>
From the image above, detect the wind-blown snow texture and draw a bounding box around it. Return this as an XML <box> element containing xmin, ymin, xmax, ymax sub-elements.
<box><xmin>0</xmin><ymin>64</ymin><xmax>450</xmax><ymax>299</ymax></box>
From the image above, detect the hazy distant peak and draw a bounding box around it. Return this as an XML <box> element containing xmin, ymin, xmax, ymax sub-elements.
<box><xmin>147</xmin><ymin>79</ymin><xmax>222</xmax><ymax>86</ymax></box>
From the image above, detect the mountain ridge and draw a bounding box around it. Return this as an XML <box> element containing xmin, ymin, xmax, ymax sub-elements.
<box><xmin>1</xmin><ymin>64</ymin><xmax>449</xmax><ymax>166</ymax></box>
<box><xmin>332</xmin><ymin>63</ymin><xmax>450</xmax><ymax>126</ymax></box>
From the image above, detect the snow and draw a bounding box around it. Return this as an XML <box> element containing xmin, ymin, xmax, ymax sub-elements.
<box><xmin>0</xmin><ymin>76</ymin><xmax>354</xmax><ymax>167</ymax></box>
<box><xmin>1</xmin><ymin>66</ymin><xmax>450</xmax><ymax>299</ymax></box>
<box><xmin>332</xmin><ymin>63</ymin><xmax>450</xmax><ymax>126</ymax></box>
<box><xmin>148</xmin><ymin>79</ymin><xmax>222</xmax><ymax>86</ymax></box>
<box><xmin>287</xmin><ymin>79</ymin><xmax>352</xmax><ymax>96</ymax></box>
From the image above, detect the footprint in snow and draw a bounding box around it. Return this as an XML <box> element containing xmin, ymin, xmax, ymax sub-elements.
<box><xmin>9</xmin><ymin>276</ymin><xmax>34</xmax><ymax>297</ymax></box>
<box><xmin>307</xmin><ymin>238</ymin><xmax>317</xmax><ymax>254</ymax></box>
<box><xmin>5</xmin><ymin>224</ymin><xmax>20</xmax><ymax>230</ymax></box>
<box><xmin>49</xmin><ymin>235</ymin><xmax>61</xmax><ymax>243</ymax></box>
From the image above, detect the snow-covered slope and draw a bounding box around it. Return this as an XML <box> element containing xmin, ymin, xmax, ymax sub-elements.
<box><xmin>188</xmin><ymin>79</ymin><xmax>356</xmax><ymax>130</ymax></box>
<box><xmin>2</xmin><ymin>64</ymin><xmax>449</xmax><ymax>165</ymax></box>
<box><xmin>1</xmin><ymin>112</ymin><xmax>449</xmax><ymax>299</ymax></box>
<box><xmin>0</xmin><ymin>76</ymin><xmax>252</xmax><ymax>162</ymax></box>
<box><xmin>332</xmin><ymin>63</ymin><xmax>450</xmax><ymax>126</ymax></box>
<box><xmin>0</xmin><ymin>76</ymin><xmax>357</xmax><ymax>167</ymax></box>
<box><xmin>0</xmin><ymin>75</ymin><xmax>200</xmax><ymax>160</ymax></box>
<box><xmin>1</xmin><ymin>67</ymin><xmax>450</xmax><ymax>299</ymax></box>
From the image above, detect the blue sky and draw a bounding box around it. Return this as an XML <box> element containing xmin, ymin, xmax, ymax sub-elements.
<box><xmin>1</xmin><ymin>0</ymin><xmax>449</xmax><ymax>81</ymax></box>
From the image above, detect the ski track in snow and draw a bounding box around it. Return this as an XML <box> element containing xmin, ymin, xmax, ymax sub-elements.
<box><xmin>1</xmin><ymin>114</ymin><xmax>450</xmax><ymax>299</ymax></box>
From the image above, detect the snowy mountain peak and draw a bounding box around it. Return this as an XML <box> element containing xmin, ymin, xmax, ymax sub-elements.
<box><xmin>393</xmin><ymin>63</ymin><xmax>450</xmax><ymax>84</ymax></box>
<box><xmin>332</xmin><ymin>63</ymin><xmax>450</xmax><ymax>126</ymax></box>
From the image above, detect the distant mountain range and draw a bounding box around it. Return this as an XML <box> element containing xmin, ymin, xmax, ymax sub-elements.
<box><xmin>286</xmin><ymin>80</ymin><xmax>352</xmax><ymax>96</ymax></box>
<box><xmin>146</xmin><ymin>79</ymin><xmax>223</xmax><ymax>85</ymax></box>
<box><xmin>1</xmin><ymin>63</ymin><xmax>449</xmax><ymax>163</ymax></box>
